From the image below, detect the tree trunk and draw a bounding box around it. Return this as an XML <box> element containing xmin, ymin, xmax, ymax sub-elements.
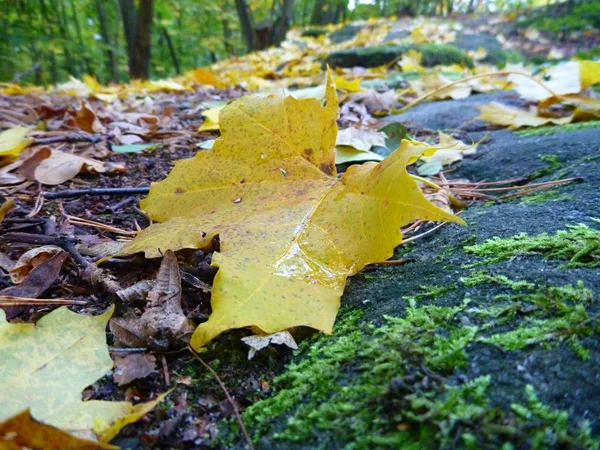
<box><xmin>119</xmin><ymin>0</ymin><xmax>137</xmax><ymax>74</ymax></box>
<box><xmin>160</xmin><ymin>26</ymin><xmax>180</xmax><ymax>74</ymax></box>
<box><xmin>235</xmin><ymin>0</ymin><xmax>259</xmax><ymax>52</ymax></box>
<box><xmin>273</xmin><ymin>0</ymin><xmax>294</xmax><ymax>45</ymax></box>
<box><xmin>71</xmin><ymin>0</ymin><xmax>94</xmax><ymax>75</ymax></box>
<box><xmin>96</xmin><ymin>0</ymin><xmax>119</xmax><ymax>82</ymax></box>
<box><xmin>311</xmin><ymin>0</ymin><xmax>326</xmax><ymax>25</ymax></box>
<box><xmin>131</xmin><ymin>0</ymin><xmax>154</xmax><ymax>80</ymax></box>
<box><xmin>222</xmin><ymin>18</ymin><xmax>234</xmax><ymax>56</ymax></box>
<box><xmin>56</xmin><ymin>0</ymin><xmax>76</xmax><ymax>76</ymax></box>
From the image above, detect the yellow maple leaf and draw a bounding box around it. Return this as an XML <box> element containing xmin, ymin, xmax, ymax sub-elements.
<box><xmin>0</xmin><ymin>306</ymin><xmax>169</xmax><ymax>443</ymax></box>
<box><xmin>334</xmin><ymin>76</ymin><xmax>362</xmax><ymax>92</ymax></box>
<box><xmin>198</xmin><ymin>105</ymin><xmax>224</xmax><ymax>132</ymax></box>
<box><xmin>579</xmin><ymin>60</ymin><xmax>600</xmax><ymax>89</ymax></box>
<box><xmin>477</xmin><ymin>102</ymin><xmax>572</xmax><ymax>128</ymax></box>
<box><xmin>119</xmin><ymin>73</ymin><xmax>462</xmax><ymax>349</ymax></box>
<box><xmin>0</xmin><ymin>125</ymin><xmax>33</xmax><ymax>159</ymax></box>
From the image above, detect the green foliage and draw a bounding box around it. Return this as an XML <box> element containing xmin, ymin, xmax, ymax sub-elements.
<box><xmin>518</xmin><ymin>2</ymin><xmax>600</xmax><ymax>33</ymax></box>
<box><xmin>464</xmin><ymin>223</ymin><xmax>600</xmax><ymax>268</ymax></box>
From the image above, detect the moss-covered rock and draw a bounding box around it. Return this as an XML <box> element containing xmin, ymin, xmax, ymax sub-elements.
<box><xmin>326</xmin><ymin>43</ymin><xmax>474</xmax><ymax>68</ymax></box>
<box><xmin>328</xmin><ymin>24</ymin><xmax>364</xmax><ymax>43</ymax></box>
<box><xmin>454</xmin><ymin>32</ymin><xmax>523</xmax><ymax>66</ymax></box>
<box><xmin>301</xmin><ymin>28</ymin><xmax>328</xmax><ymax>38</ymax></box>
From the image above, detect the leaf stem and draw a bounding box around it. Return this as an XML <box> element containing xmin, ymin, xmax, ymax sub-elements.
<box><xmin>396</xmin><ymin>70</ymin><xmax>562</xmax><ymax>114</ymax></box>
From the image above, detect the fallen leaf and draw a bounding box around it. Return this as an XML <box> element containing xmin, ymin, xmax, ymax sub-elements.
<box><xmin>356</xmin><ymin>89</ymin><xmax>398</xmax><ymax>115</ymax></box>
<box><xmin>0</xmin><ymin>198</ymin><xmax>15</xmax><ymax>222</ymax></box>
<box><xmin>334</xmin><ymin>76</ymin><xmax>362</xmax><ymax>92</ymax></box>
<box><xmin>398</xmin><ymin>49</ymin><xmax>425</xmax><ymax>72</ymax></box>
<box><xmin>197</xmin><ymin>139</ymin><xmax>216</xmax><ymax>150</ymax></box>
<box><xmin>72</xmin><ymin>101</ymin><xmax>106</xmax><ymax>134</ymax></box>
<box><xmin>241</xmin><ymin>331</ymin><xmax>298</xmax><ymax>360</ymax></box>
<box><xmin>23</xmin><ymin>148</ymin><xmax>126</xmax><ymax>185</ymax></box>
<box><xmin>187</xmin><ymin>68</ymin><xmax>221</xmax><ymax>87</ymax></box>
<box><xmin>579</xmin><ymin>60</ymin><xmax>600</xmax><ymax>89</ymax></box>
<box><xmin>477</xmin><ymin>102</ymin><xmax>572</xmax><ymax>128</ymax></box>
<box><xmin>508</xmin><ymin>62</ymin><xmax>581</xmax><ymax>101</ymax></box>
<box><xmin>418</xmin><ymin>132</ymin><xmax>478</xmax><ymax>175</ymax></box>
<box><xmin>9</xmin><ymin>245</ymin><xmax>66</xmax><ymax>284</ymax></box>
<box><xmin>113</xmin><ymin>354</ymin><xmax>157</xmax><ymax>386</ymax></box>
<box><xmin>111</xmin><ymin>144</ymin><xmax>158</xmax><ymax>153</ymax></box>
<box><xmin>198</xmin><ymin>106</ymin><xmax>223</xmax><ymax>132</ymax></box>
<box><xmin>1</xmin><ymin>251</ymin><xmax>69</xmax><ymax>299</ymax></box>
<box><xmin>0</xmin><ymin>410</ymin><xmax>116</xmax><ymax>450</ymax></box>
<box><xmin>0</xmin><ymin>306</ymin><xmax>169</xmax><ymax>442</ymax></box>
<box><xmin>0</xmin><ymin>126</ymin><xmax>33</xmax><ymax>159</ymax></box>
<box><xmin>336</xmin><ymin>127</ymin><xmax>387</xmax><ymax>152</ymax></box>
<box><xmin>110</xmin><ymin>250</ymin><xmax>194</xmax><ymax>349</ymax></box>
<box><xmin>117</xmin><ymin>74</ymin><xmax>461</xmax><ymax>349</ymax></box>
<box><xmin>412</xmin><ymin>72</ymin><xmax>471</xmax><ymax>100</ymax></box>
<box><xmin>335</xmin><ymin>146</ymin><xmax>384</xmax><ymax>164</ymax></box>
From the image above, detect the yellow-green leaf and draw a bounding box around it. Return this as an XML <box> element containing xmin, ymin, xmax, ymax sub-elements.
<box><xmin>120</xmin><ymin>73</ymin><xmax>462</xmax><ymax>349</ymax></box>
<box><xmin>579</xmin><ymin>60</ymin><xmax>600</xmax><ymax>89</ymax></box>
<box><xmin>0</xmin><ymin>126</ymin><xmax>33</xmax><ymax>158</ymax></box>
<box><xmin>0</xmin><ymin>306</ymin><xmax>168</xmax><ymax>443</ymax></box>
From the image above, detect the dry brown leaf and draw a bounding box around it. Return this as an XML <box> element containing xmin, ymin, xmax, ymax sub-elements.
<box><xmin>10</xmin><ymin>246</ymin><xmax>66</xmax><ymax>284</ymax></box>
<box><xmin>72</xmin><ymin>101</ymin><xmax>106</xmax><ymax>133</ymax></box>
<box><xmin>355</xmin><ymin>89</ymin><xmax>398</xmax><ymax>115</ymax></box>
<box><xmin>113</xmin><ymin>354</ymin><xmax>157</xmax><ymax>386</ymax></box>
<box><xmin>22</xmin><ymin>148</ymin><xmax>126</xmax><ymax>185</ymax></box>
<box><xmin>0</xmin><ymin>251</ymin><xmax>69</xmax><ymax>319</ymax></box>
<box><xmin>110</xmin><ymin>250</ymin><xmax>194</xmax><ymax>349</ymax></box>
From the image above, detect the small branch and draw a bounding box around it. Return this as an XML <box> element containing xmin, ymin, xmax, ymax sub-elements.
<box><xmin>396</xmin><ymin>70</ymin><xmax>562</xmax><ymax>115</ymax></box>
<box><xmin>401</xmin><ymin>221</ymin><xmax>450</xmax><ymax>244</ymax></box>
<box><xmin>0</xmin><ymin>296</ymin><xmax>87</xmax><ymax>306</ymax></box>
<box><xmin>367</xmin><ymin>259</ymin><xmax>408</xmax><ymax>266</ymax></box>
<box><xmin>43</xmin><ymin>187</ymin><xmax>150</xmax><ymax>199</ymax></box>
<box><xmin>188</xmin><ymin>346</ymin><xmax>254</xmax><ymax>450</ymax></box>
<box><xmin>34</xmin><ymin>132</ymin><xmax>104</xmax><ymax>145</ymax></box>
<box><xmin>109</xmin><ymin>347</ymin><xmax>149</xmax><ymax>353</ymax></box>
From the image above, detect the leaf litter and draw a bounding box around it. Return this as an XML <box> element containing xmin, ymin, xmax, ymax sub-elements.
<box><xmin>0</xmin><ymin>14</ymin><xmax>598</xmax><ymax>448</ymax></box>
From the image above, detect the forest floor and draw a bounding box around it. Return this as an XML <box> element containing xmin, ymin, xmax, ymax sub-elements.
<box><xmin>1</xmin><ymin>13</ymin><xmax>600</xmax><ymax>450</ymax></box>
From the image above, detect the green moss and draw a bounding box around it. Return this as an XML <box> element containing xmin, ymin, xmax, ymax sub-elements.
<box><xmin>474</xmin><ymin>280</ymin><xmax>595</xmax><ymax>352</ymax></box>
<box><xmin>403</xmin><ymin>283</ymin><xmax>455</xmax><ymax>301</ymax></box>
<box><xmin>521</xmin><ymin>189</ymin><xmax>573</xmax><ymax>205</ymax></box>
<box><xmin>241</xmin><ymin>278</ymin><xmax>599</xmax><ymax>448</ymax></box>
<box><xmin>516</xmin><ymin>120</ymin><xmax>600</xmax><ymax>137</ymax></box>
<box><xmin>326</xmin><ymin>43</ymin><xmax>473</xmax><ymax>69</ymax></box>
<box><xmin>529</xmin><ymin>154</ymin><xmax>563</xmax><ymax>180</ymax></box>
<box><xmin>460</xmin><ymin>270</ymin><xmax>535</xmax><ymax>290</ymax></box>
<box><xmin>464</xmin><ymin>223</ymin><xmax>600</xmax><ymax>268</ymax></box>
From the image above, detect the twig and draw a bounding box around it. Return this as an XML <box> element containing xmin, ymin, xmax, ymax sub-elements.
<box><xmin>401</xmin><ymin>220</ymin><xmax>451</xmax><ymax>245</ymax></box>
<box><xmin>188</xmin><ymin>346</ymin><xmax>254</xmax><ymax>450</ymax></box>
<box><xmin>161</xmin><ymin>354</ymin><xmax>171</xmax><ymax>387</ymax></box>
<box><xmin>34</xmin><ymin>132</ymin><xmax>104</xmax><ymax>145</ymax></box>
<box><xmin>450</xmin><ymin>177</ymin><xmax>582</xmax><ymax>193</ymax></box>
<box><xmin>109</xmin><ymin>347</ymin><xmax>149</xmax><ymax>354</ymax></box>
<box><xmin>65</xmin><ymin>214</ymin><xmax>138</xmax><ymax>236</ymax></box>
<box><xmin>0</xmin><ymin>296</ymin><xmax>87</xmax><ymax>306</ymax></box>
<box><xmin>396</xmin><ymin>70</ymin><xmax>562</xmax><ymax>114</ymax></box>
<box><xmin>0</xmin><ymin>232</ymin><xmax>90</xmax><ymax>267</ymax></box>
<box><xmin>367</xmin><ymin>259</ymin><xmax>408</xmax><ymax>266</ymax></box>
<box><xmin>43</xmin><ymin>187</ymin><xmax>150</xmax><ymax>199</ymax></box>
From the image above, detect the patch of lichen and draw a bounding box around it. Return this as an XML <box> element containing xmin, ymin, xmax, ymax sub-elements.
<box><xmin>464</xmin><ymin>223</ymin><xmax>600</xmax><ymax>268</ymax></box>
<box><xmin>516</xmin><ymin>120</ymin><xmax>600</xmax><ymax>137</ymax></box>
<box><xmin>240</xmin><ymin>281</ymin><xmax>599</xmax><ymax>449</ymax></box>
